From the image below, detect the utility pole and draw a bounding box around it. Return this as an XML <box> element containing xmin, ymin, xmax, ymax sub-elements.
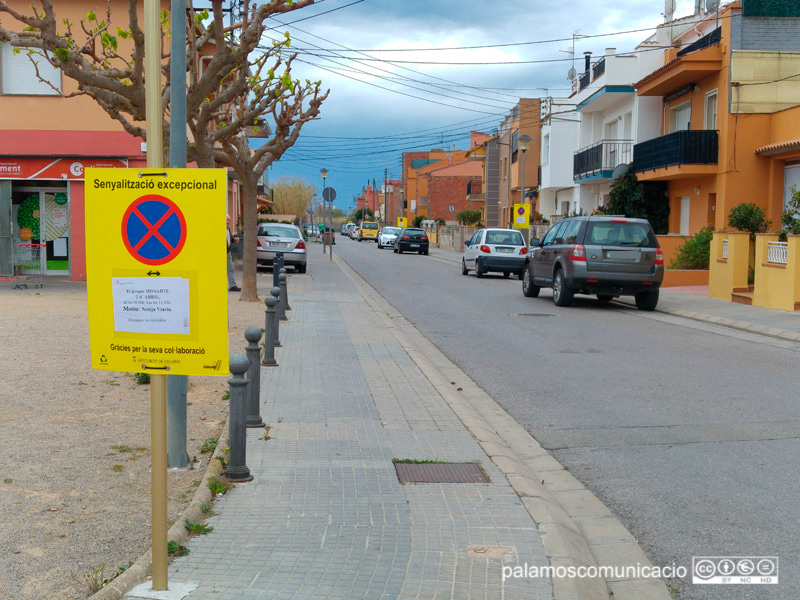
<box><xmin>383</xmin><ymin>168</ymin><xmax>388</xmax><ymax>226</ymax></box>
<box><xmin>372</xmin><ymin>178</ymin><xmax>377</xmax><ymax>220</ymax></box>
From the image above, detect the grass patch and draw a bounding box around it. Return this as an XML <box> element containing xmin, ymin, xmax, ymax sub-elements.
<box><xmin>198</xmin><ymin>499</ymin><xmax>215</xmax><ymax>516</ymax></box>
<box><xmin>134</xmin><ymin>373</ymin><xmax>150</xmax><ymax>385</ymax></box>
<box><xmin>184</xmin><ymin>519</ymin><xmax>213</xmax><ymax>535</ymax></box>
<box><xmin>222</xmin><ymin>389</ymin><xmax>230</xmax><ymax>401</ymax></box>
<box><xmin>200</xmin><ymin>438</ymin><xmax>218</xmax><ymax>453</ymax></box>
<box><xmin>167</xmin><ymin>540</ymin><xmax>190</xmax><ymax>556</ymax></box>
<box><xmin>111</xmin><ymin>464</ymin><xmax>124</xmax><ymax>472</ymax></box>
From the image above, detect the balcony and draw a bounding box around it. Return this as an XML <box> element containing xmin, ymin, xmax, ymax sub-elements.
<box><xmin>466</xmin><ymin>180</ymin><xmax>484</xmax><ymax>203</ymax></box>
<box><xmin>592</xmin><ymin>57</ymin><xmax>605</xmax><ymax>81</ymax></box>
<box><xmin>633</xmin><ymin>130</ymin><xmax>718</xmax><ymax>178</ymax></box>
<box><xmin>573</xmin><ymin>139</ymin><xmax>633</xmax><ymax>182</ymax></box>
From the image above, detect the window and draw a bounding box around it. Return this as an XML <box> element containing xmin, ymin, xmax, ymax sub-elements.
<box><xmin>542</xmin><ymin>134</ymin><xmax>550</xmax><ymax>166</ymax></box>
<box><xmin>552</xmin><ymin>220</ymin><xmax>570</xmax><ymax>245</ymax></box>
<box><xmin>586</xmin><ymin>222</ymin><xmax>657</xmax><ymax>247</ymax></box>
<box><xmin>257</xmin><ymin>225</ymin><xmax>300</xmax><ymax>238</ymax></box>
<box><xmin>542</xmin><ymin>221</ymin><xmax>565</xmax><ymax>246</ymax></box>
<box><xmin>1</xmin><ymin>43</ymin><xmax>61</xmax><ymax>95</ymax></box>
<box><xmin>705</xmin><ymin>91</ymin><xmax>718</xmax><ymax>130</ymax></box>
<box><xmin>511</xmin><ymin>130</ymin><xmax>519</xmax><ymax>163</ymax></box>
<box><xmin>562</xmin><ymin>220</ymin><xmax>582</xmax><ymax>244</ymax></box>
<box><xmin>669</xmin><ymin>101</ymin><xmax>691</xmax><ymax>132</ymax></box>
<box><xmin>485</xmin><ymin>230</ymin><xmax>524</xmax><ymax>245</ymax></box>
<box><xmin>680</xmin><ymin>197</ymin><xmax>691</xmax><ymax>236</ymax></box>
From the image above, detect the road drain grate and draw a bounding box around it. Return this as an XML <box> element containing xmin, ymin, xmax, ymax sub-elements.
<box><xmin>394</xmin><ymin>462</ymin><xmax>490</xmax><ymax>484</ymax></box>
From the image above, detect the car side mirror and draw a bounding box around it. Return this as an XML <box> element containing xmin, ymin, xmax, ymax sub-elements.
<box><xmin>530</xmin><ymin>238</ymin><xmax>541</xmax><ymax>247</ymax></box>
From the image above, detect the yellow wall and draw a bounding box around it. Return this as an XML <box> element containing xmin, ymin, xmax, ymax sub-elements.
<box><xmin>752</xmin><ymin>234</ymin><xmax>800</xmax><ymax>311</ymax></box>
<box><xmin>709</xmin><ymin>232</ymin><xmax>751</xmax><ymax>300</ymax></box>
<box><xmin>731</xmin><ymin>51</ymin><xmax>800</xmax><ymax>114</ymax></box>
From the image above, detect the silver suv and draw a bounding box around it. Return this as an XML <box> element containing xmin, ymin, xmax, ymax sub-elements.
<box><xmin>521</xmin><ymin>216</ymin><xmax>664</xmax><ymax>310</ymax></box>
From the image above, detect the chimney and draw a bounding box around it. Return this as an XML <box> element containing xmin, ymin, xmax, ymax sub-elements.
<box><xmin>584</xmin><ymin>51</ymin><xmax>592</xmax><ymax>73</ymax></box>
<box><xmin>605</xmin><ymin>48</ymin><xmax>616</xmax><ymax>57</ymax></box>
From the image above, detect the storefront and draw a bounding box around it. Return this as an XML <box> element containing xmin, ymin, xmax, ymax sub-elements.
<box><xmin>0</xmin><ymin>156</ymin><xmax>128</xmax><ymax>279</ymax></box>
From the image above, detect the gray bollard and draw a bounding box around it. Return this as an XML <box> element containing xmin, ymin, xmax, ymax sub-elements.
<box><xmin>262</xmin><ymin>295</ymin><xmax>278</xmax><ymax>367</ymax></box>
<box><xmin>270</xmin><ymin>287</ymin><xmax>282</xmax><ymax>347</ymax></box>
<box><xmin>278</xmin><ymin>272</ymin><xmax>288</xmax><ymax>321</ymax></box>
<box><xmin>224</xmin><ymin>354</ymin><xmax>254</xmax><ymax>482</ymax></box>
<box><xmin>244</xmin><ymin>327</ymin><xmax>265</xmax><ymax>428</ymax></box>
<box><xmin>272</xmin><ymin>252</ymin><xmax>283</xmax><ymax>288</ymax></box>
<box><xmin>279</xmin><ymin>267</ymin><xmax>291</xmax><ymax>311</ymax></box>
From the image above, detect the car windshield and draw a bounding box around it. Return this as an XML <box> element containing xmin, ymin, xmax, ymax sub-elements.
<box><xmin>404</xmin><ymin>229</ymin><xmax>425</xmax><ymax>238</ymax></box>
<box><xmin>258</xmin><ymin>225</ymin><xmax>300</xmax><ymax>239</ymax></box>
<box><xmin>382</xmin><ymin>227</ymin><xmax>400</xmax><ymax>235</ymax></box>
<box><xmin>362</xmin><ymin>222</ymin><xmax>378</xmax><ymax>230</ymax></box>
<box><xmin>485</xmin><ymin>230</ymin><xmax>524</xmax><ymax>245</ymax></box>
<box><xmin>586</xmin><ymin>222</ymin><xmax>657</xmax><ymax>248</ymax></box>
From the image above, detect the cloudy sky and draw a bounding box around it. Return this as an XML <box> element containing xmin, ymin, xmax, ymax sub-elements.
<box><xmin>257</xmin><ymin>0</ymin><xmax>702</xmax><ymax>210</ymax></box>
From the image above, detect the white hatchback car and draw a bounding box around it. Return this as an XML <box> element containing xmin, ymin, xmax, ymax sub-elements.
<box><xmin>377</xmin><ymin>226</ymin><xmax>401</xmax><ymax>249</ymax></box>
<box><xmin>462</xmin><ymin>228</ymin><xmax>527</xmax><ymax>278</ymax></box>
<box><xmin>256</xmin><ymin>223</ymin><xmax>307</xmax><ymax>273</ymax></box>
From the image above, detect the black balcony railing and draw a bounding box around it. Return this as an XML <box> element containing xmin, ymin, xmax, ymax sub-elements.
<box><xmin>466</xmin><ymin>180</ymin><xmax>482</xmax><ymax>195</ymax></box>
<box><xmin>573</xmin><ymin>139</ymin><xmax>633</xmax><ymax>180</ymax></box>
<box><xmin>592</xmin><ymin>57</ymin><xmax>606</xmax><ymax>81</ymax></box>
<box><xmin>633</xmin><ymin>130</ymin><xmax>719</xmax><ymax>173</ymax></box>
<box><xmin>677</xmin><ymin>27</ymin><xmax>720</xmax><ymax>57</ymax></box>
<box><xmin>578</xmin><ymin>70</ymin><xmax>590</xmax><ymax>91</ymax></box>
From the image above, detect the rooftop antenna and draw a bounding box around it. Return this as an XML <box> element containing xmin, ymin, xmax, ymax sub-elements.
<box><xmin>560</xmin><ymin>30</ymin><xmax>580</xmax><ymax>81</ymax></box>
<box><xmin>664</xmin><ymin>0</ymin><xmax>676</xmax><ymax>22</ymax></box>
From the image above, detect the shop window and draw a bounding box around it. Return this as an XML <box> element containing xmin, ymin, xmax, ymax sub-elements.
<box><xmin>0</xmin><ymin>42</ymin><xmax>61</xmax><ymax>95</ymax></box>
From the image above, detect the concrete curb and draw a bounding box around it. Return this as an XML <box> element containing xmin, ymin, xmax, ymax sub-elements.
<box><xmin>615</xmin><ymin>297</ymin><xmax>800</xmax><ymax>343</ymax></box>
<box><xmin>335</xmin><ymin>253</ymin><xmax>670</xmax><ymax>600</ymax></box>
<box><xmin>89</xmin><ymin>427</ymin><xmax>230</xmax><ymax>600</ymax></box>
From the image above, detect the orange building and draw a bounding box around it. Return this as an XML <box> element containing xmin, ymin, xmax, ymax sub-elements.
<box><xmin>632</xmin><ymin>1</ymin><xmax>800</xmax><ymax>235</ymax></box>
<box><xmin>0</xmin><ymin>0</ymin><xmax>242</xmax><ymax>281</ymax></box>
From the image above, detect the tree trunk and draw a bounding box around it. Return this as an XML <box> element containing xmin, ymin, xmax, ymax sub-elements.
<box><xmin>240</xmin><ymin>176</ymin><xmax>259</xmax><ymax>302</ymax></box>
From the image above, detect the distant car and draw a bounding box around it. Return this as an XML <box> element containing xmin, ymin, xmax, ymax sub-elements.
<box><xmin>350</xmin><ymin>226</ymin><xmax>360</xmax><ymax>240</ymax></box>
<box><xmin>358</xmin><ymin>221</ymin><xmax>379</xmax><ymax>242</ymax></box>
<box><xmin>521</xmin><ymin>216</ymin><xmax>664</xmax><ymax>309</ymax></box>
<box><xmin>393</xmin><ymin>227</ymin><xmax>429</xmax><ymax>255</ymax></box>
<box><xmin>303</xmin><ymin>223</ymin><xmax>313</xmax><ymax>238</ymax></box>
<box><xmin>256</xmin><ymin>223</ymin><xmax>307</xmax><ymax>273</ymax></box>
<box><xmin>377</xmin><ymin>226</ymin><xmax>401</xmax><ymax>249</ymax></box>
<box><xmin>462</xmin><ymin>228</ymin><xmax>527</xmax><ymax>278</ymax></box>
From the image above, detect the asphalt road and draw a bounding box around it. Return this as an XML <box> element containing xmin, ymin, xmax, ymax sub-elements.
<box><xmin>333</xmin><ymin>237</ymin><xmax>799</xmax><ymax>600</ymax></box>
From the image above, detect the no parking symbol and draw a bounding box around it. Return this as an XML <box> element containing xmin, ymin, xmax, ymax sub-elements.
<box><xmin>121</xmin><ymin>195</ymin><xmax>187</xmax><ymax>265</ymax></box>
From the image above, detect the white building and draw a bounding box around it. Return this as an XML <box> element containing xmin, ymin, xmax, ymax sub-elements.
<box><xmin>538</xmin><ymin>97</ymin><xmax>579</xmax><ymax>219</ymax></box>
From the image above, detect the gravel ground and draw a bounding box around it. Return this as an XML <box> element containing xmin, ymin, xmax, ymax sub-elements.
<box><xmin>0</xmin><ymin>276</ymin><xmax>266</xmax><ymax>600</ymax></box>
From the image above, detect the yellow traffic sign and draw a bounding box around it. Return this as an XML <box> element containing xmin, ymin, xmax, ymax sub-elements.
<box><xmin>397</xmin><ymin>216</ymin><xmax>408</xmax><ymax>228</ymax></box>
<box><xmin>513</xmin><ymin>203</ymin><xmax>530</xmax><ymax>229</ymax></box>
<box><xmin>85</xmin><ymin>168</ymin><xmax>229</xmax><ymax>376</ymax></box>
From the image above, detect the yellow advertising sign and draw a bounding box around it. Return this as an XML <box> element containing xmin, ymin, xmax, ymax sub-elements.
<box><xmin>513</xmin><ymin>203</ymin><xmax>530</xmax><ymax>229</ymax></box>
<box><xmin>85</xmin><ymin>168</ymin><xmax>228</xmax><ymax>377</ymax></box>
<box><xmin>397</xmin><ymin>216</ymin><xmax>408</xmax><ymax>228</ymax></box>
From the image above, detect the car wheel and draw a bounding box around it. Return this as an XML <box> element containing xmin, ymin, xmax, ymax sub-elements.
<box><xmin>423</xmin><ymin>250</ymin><xmax>428</xmax><ymax>255</ymax></box>
<box><xmin>552</xmin><ymin>269</ymin><xmax>574</xmax><ymax>307</ymax></box>
<box><xmin>522</xmin><ymin>266</ymin><xmax>540</xmax><ymax>298</ymax></box>
<box><xmin>393</xmin><ymin>248</ymin><xmax>398</xmax><ymax>253</ymax></box>
<box><xmin>635</xmin><ymin>289</ymin><xmax>659</xmax><ymax>311</ymax></box>
<box><xmin>418</xmin><ymin>250</ymin><xmax>423</xmax><ymax>255</ymax></box>
<box><xmin>398</xmin><ymin>248</ymin><xmax>403</xmax><ymax>254</ymax></box>
<box><xmin>503</xmin><ymin>272</ymin><xmax>510</xmax><ymax>278</ymax></box>
<box><xmin>297</xmin><ymin>263</ymin><xmax>307</xmax><ymax>274</ymax></box>
<box><xmin>597</xmin><ymin>294</ymin><xmax>614</xmax><ymax>302</ymax></box>
<box><xmin>461</xmin><ymin>259</ymin><xmax>468</xmax><ymax>275</ymax></box>
<box><xmin>475</xmin><ymin>259</ymin><xmax>485</xmax><ymax>278</ymax></box>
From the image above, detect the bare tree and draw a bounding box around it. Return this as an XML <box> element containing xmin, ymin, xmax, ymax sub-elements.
<box><xmin>0</xmin><ymin>0</ymin><xmax>329</xmax><ymax>300</ymax></box>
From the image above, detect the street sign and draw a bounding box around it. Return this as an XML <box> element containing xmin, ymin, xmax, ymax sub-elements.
<box><xmin>322</xmin><ymin>187</ymin><xmax>337</xmax><ymax>202</ymax></box>
<box><xmin>85</xmin><ymin>168</ymin><xmax>229</xmax><ymax>377</ymax></box>
<box><xmin>397</xmin><ymin>217</ymin><xmax>407</xmax><ymax>228</ymax></box>
<box><xmin>513</xmin><ymin>203</ymin><xmax>530</xmax><ymax>229</ymax></box>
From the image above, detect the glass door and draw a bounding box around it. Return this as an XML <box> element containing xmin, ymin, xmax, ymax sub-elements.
<box><xmin>43</xmin><ymin>190</ymin><xmax>70</xmax><ymax>273</ymax></box>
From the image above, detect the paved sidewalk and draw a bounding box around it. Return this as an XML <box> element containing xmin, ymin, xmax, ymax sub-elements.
<box><xmin>430</xmin><ymin>245</ymin><xmax>800</xmax><ymax>341</ymax></box>
<box><xmin>133</xmin><ymin>250</ymin><xmax>552</xmax><ymax>600</ymax></box>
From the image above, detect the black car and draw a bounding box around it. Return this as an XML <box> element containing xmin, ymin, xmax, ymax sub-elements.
<box><xmin>393</xmin><ymin>228</ymin><xmax>429</xmax><ymax>255</ymax></box>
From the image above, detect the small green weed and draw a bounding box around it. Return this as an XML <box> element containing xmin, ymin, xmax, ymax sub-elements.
<box><xmin>184</xmin><ymin>519</ymin><xmax>213</xmax><ymax>535</ymax></box>
<box><xmin>4</xmin><ymin>478</ymin><xmax>11</xmax><ymax>484</ymax></box>
<box><xmin>82</xmin><ymin>564</ymin><xmax>107</xmax><ymax>594</ymax></box>
<box><xmin>222</xmin><ymin>389</ymin><xmax>230</xmax><ymax>400</ymax></box>
<box><xmin>134</xmin><ymin>373</ymin><xmax>150</xmax><ymax>385</ymax></box>
<box><xmin>207</xmin><ymin>477</ymin><xmax>232</xmax><ymax>496</ymax></box>
<box><xmin>167</xmin><ymin>540</ymin><xmax>190</xmax><ymax>556</ymax></box>
<box><xmin>111</xmin><ymin>464</ymin><xmax>124</xmax><ymax>472</ymax></box>
<box><xmin>392</xmin><ymin>458</ymin><xmax>445</xmax><ymax>464</ymax></box>
<box><xmin>198</xmin><ymin>500</ymin><xmax>215</xmax><ymax>515</ymax></box>
<box><xmin>200</xmin><ymin>438</ymin><xmax>218</xmax><ymax>453</ymax></box>
<box><xmin>260</xmin><ymin>426</ymin><xmax>272</xmax><ymax>441</ymax></box>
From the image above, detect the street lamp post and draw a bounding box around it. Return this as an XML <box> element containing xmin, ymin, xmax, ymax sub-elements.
<box><xmin>518</xmin><ymin>134</ymin><xmax>533</xmax><ymax>239</ymax></box>
<box><xmin>320</xmin><ymin>169</ymin><xmax>328</xmax><ymax>254</ymax></box>
<box><xmin>399</xmin><ymin>184</ymin><xmax>405</xmax><ymax>226</ymax></box>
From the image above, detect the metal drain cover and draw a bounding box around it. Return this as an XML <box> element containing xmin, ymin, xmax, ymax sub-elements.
<box><xmin>394</xmin><ymin>462</ymin><xmax>489</xmax><ymax>484</ymax></box>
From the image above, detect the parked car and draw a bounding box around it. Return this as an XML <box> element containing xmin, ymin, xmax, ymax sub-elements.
<box><xmin>521</xmin><ymin>216</ymin><xmax>664</xmax><ymax>309</ymax></box>
<box><xmin>393</xmin><ymin>227</ymin><xmax>429</xmax><ymax>254</ymax></box>
<box><xmin>350</xmin><ymin>226</ymin><xmax>360</xmax><ymax>240</ymax></box>
<box><xmin>377</xmin><ymin>226</ymin><xmax>401</xmax><ymax>249</ymax></box>
<box><xmin>358</xmin><ymin>221</ymin><xmax>379</xmax><ymax>242</ymax></box>
<box><xmin>303</xmin><ymin>223</ymin><xmax>314</xmax><ymax>238</ymax></box>
<box><xmin>343</xmin><ymin>223</ymin><xmax>356</xmax><ymax>238</ymax></box>
<box><xmin>462</xmin><ymin>228</ymin><xmax>527</xmax><ymax>278</ymax></box>
<box><xmin>256</xmin><ymin>223</ymin><xmax>307</xmax><ymax>273</ymax></box>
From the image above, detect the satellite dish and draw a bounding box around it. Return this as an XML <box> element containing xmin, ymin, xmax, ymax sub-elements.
<box><xmin>567</xmin><ymin>66</ymin><xmax>577</xmax><ymax>81</ymax></box>
<box><xmin>610</xmin><ymin>163</ymin><xmax>631</xmax><ymax>182</ymax></box>
<box><xmin>705</xmin><ymin>0</ymin><xmax>719</xmax><ymax>12</ymax></box>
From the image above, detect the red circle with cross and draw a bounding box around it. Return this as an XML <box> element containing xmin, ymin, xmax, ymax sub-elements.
<box><xmin>121</xmin><ymin>194</ymin><xmax>187</xmax><ymax>265</ymax></box>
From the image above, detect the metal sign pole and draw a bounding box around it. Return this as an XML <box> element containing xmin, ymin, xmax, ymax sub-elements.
<box><xmin>145</xmin><ymin>0</ymin><xmax>167</xmax><ymax>590</ymax></box>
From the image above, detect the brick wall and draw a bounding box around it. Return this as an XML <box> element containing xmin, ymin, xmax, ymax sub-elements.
<box><xmin>428</xmin><ymin>175</ymin><xmax>482</xmax><ymax>221</ymax></box>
